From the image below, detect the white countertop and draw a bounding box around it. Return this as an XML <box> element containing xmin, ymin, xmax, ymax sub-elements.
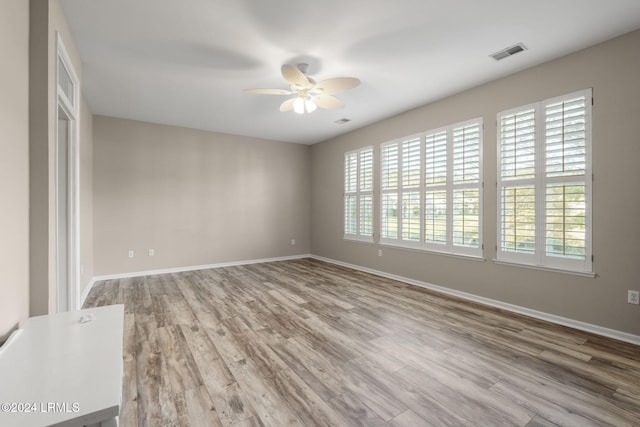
<box><xmin>0</xmin><ymin>305</ymin><xmax>124</xmax><ymax>427</ymax></box>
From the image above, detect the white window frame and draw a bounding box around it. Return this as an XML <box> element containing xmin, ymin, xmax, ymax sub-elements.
<box><xmin>344</xmin><ymin>146</ymin><xmax>374</xmax><ymax>243</ymax></box>
<box><xmin>496</xmin><ymin>89</ymin><xmax>593</xmax><ymax>275</ymax></box>
<box><xmin>380</xmin><ymin>118</ymin><xmax>483</xmax><ymax>258</ymax></box>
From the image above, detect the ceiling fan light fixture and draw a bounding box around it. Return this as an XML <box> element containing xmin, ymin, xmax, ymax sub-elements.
<box><xmin>293</xmin><ymin>96</ymin><xmax>317</xmax><ymax>114</ymax></box>
<box><xmin>305</xmin><ymin>98</ymin><xmax>317</xmax><ymax>113</ymax></box>
<box><xmin>293</xmin><ymin>97</ymin><xmax>305</xmax><ymax>114</ymax></box>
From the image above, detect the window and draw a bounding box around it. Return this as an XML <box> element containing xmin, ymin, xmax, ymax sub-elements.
<box><xmin>380</xmin><ymin>119</ymin><xmax>483</xmax><ymax>257</ymax></box>
<box><xmin>344</xmin><ymin>147</ymin><xmax>374</xmax><ymax>242</ymax></box>
<box><xmin>497</xmin><ymin>89</ymin><xmax>592</xmax><ymax>274</ymax></box>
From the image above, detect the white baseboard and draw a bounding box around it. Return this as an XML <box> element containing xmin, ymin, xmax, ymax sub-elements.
<box><xmin>310</xmin><ymin>255</ymin><xmax>640</xmax><ymax>346</ymax></box>
<box><xmin>80</xmin><ymin>278</ymin><xmax>97</xmax><ymax>308</ymax></box>
<box><xmin>87</xmin><ymin>253</ymin><xmax>312</xmax><ymax>292</ymax></box>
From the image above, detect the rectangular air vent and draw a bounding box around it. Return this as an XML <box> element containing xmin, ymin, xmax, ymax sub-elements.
<box><xmin>490</xmin><ymin>43</ymin><xmax>527</xmax><ymax>61</ymax></box>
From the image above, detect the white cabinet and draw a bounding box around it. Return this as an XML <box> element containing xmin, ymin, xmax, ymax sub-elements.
<box><xmin>0</xmin><ymin>305</ymin><xmax>124</xmax><ymax>427</ymax></box>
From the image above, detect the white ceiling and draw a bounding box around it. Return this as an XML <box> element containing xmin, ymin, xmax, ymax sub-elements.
<box><xmin>60</xmin><ymin>0</ymin><xmax>640</xmax><ymax>145</ymax></box>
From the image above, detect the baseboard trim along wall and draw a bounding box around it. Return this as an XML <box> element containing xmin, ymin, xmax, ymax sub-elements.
<box><xmin>79</xmin><ymin>280</ymin><xmax>96</xmax><ymax>309</ymax></box>
<box><xmin>310</xmin><ymin>255</ymin><xmax>640</xmax><ymax>346</ymax></box>
<box><xmin>0</xmin><ymin>323</ymin><xmax>20</xmax><ymax>349</ymax></box>
<box><xmin>81</xmin><ymin>254</ymin><xmax>312</xmax><ymax>307</ymax></box>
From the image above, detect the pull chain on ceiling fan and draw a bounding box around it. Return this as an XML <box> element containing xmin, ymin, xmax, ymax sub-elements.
<box><xmin>244</xmin><ymin>63</ymin><xmax>360</xmax><ymax>114</ymax></box>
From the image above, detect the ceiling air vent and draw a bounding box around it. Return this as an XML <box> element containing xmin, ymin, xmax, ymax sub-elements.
<box><xmin>334</xmin><ymin>118</ymin><xmax>351</xmax><ymax>124</ymax></box>
<box><xmin>490</xmin><ymin>43</ymin><xmax>527</xmax><ymax>61</ymax></box>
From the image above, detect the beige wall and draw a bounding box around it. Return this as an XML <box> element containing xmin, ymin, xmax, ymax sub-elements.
<box><xmin>0</xmin><ymin>0</ymin><xmax>30</xmax><ymax>341</ymax></box>
<box><xmin>93</xmin><ymin>117</ymin><xmax>311</xmax><ymax>276</ymax></box>
<box><xmin>311</xmin><ymin>29</ymin><xmax>640</xmax><ymax>336</ymax></box>
<box><xmin>29</xmin><ymin>0</ymin><xmax>93</xmax><ymax>315</ymax></box>
<box><xmin>29</xmin><ymin>0</ymin><xmax>50</xmax><ymax>317</ymax></box>
<box><xmin>79</xmin><ymin>96</ymin><xmax>94</xmax><ymax>296</ymax></box>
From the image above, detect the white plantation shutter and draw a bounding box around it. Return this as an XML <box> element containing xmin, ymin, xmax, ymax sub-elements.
<box><xmin>545</xmin><ymin>97</ymin><xmax>586</xmax><ymax>178</ymax></box>
<box><xmin>498</xmin><ymin>106</ymin><xmax>537</xmax><ymax>257</ymax></box>
<box><xmin>360</xmin><ymin>149</ymin><xmax>374</xmax><ymax>191</ymax></box>
<box><xmin>500</xmin><ymin>109</ymin><xmax>536</xmax><ymax>180</ymax></box>
<box><xmin>500</xmin><ymin>185</ymin><xmax>535</xmax><ymax>253</ymax></box>
<box><xmin>425</xmin><ymin>190</ymin><xmax>447</xmax><ymax>244</ymax></box>
<box><xmin>426</xmin><ymin>131</ymin><xmax>447</xmax><ymax>185</ymax></box>
<box><xmin>381</xmin><ymin>137</ymin><xmax>423</xmax><ymax>244</ymax></box>
<box><xmin>452</xmin><ymin>122</ymin><xmax>481</xmax><ymax>250</ymax></box>
<box><xmin>425</xmin><ymin>131</ymin><xmax>448</xmax><ymax>246</ymax></box>
<box><xmin>543</xmin><ymin>93</ymin><xmax>589</xmax><ymax>268</ymax></box>
<box><xmin>359</xmin><ymin>194</ymin><xmax>373</xmax><ymax>237</ymax></box>
<box><xmin>344</xmin><ymin>147</ymin><xmax>374</xmax><ymax>242</ymax></box>
<box><xmin>402</xmin><ymin>138</ymin><xmax>421</xmax><ymax>188</ymax></box>
<box><xmin>453</xmin><ymin>188</ymin><xmax>480</xmax><ymax>248</ymax></box>
<box><xmin>453</xmin><ymin>123</ymin><xmax>481</xmax><ymax>184</ymax></box>
<box><xmin>381</xmin><ymin>143</ymin><xmax>399</xmax><ymax>239</ymax></box>
<box><xmin>344</xmin><ymin>152</ymin><xmax>357</xmax><ymax>193</ymax></box>
<box><xmin>381</xmin><ymin>143</ymin><xmax>398</xmax><ymax>191</ymax></box>
<box><xmin>381</xmin><ymin>193</ymin><xmax>398</xmax><ymax>239</ymax></box>
<box><xmin>358</xmin><ymin>149</ymin><xmax>374</xmax><ymax>237</ymax></box>
<box><xmin>401</xmin><ymin>138</ymin><xmax>422</xmax><ymax>242</ymax></box>
<box><xmin>545</xmin><ymin>184</ymin><xmax>586</xmax><ymax>259</ymax></box>
<box><xmin>497</xmin><ymin>89</ymin><xmax>592</xmax><ymax>273</ymax></box>
<box><xmin>344</xmin><ymin>152</ymin><xmax>357</xmax><ymax>235</ymax></box>
<box><xmin>344</xmin><ymin>195</ymin><xmax>357</xmax><ymax>235</ymax></box>
<box><xmin>381</xmin><ymin>119</ymin><xmax>482</xmax><ymax>257</ymax></box>
<box><xmin>402</xmin><ymin>192</ymin><xmax>421</xmax><ymax>241</ymax></box>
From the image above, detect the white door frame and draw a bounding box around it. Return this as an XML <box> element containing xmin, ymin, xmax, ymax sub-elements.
<box><xmin>55</xmin><ymin>32</ymin><xmax>80</xmax><ymax>312</ymax></box>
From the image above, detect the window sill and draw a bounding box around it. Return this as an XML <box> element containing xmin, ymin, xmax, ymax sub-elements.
<box><xmin>343</xmin><ymin>236</ymin><xmax>374</xmax><ymax>244</ymax></box>
<box><xmin>493</xmin><ymin>259</ymin><xmax>596</xmax><ymax>278</ymax></box>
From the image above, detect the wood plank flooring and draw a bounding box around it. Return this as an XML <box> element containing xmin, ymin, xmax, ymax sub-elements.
<box><xmin>83</xmin><ymin>258</ymin><xmax>640</xmax><ymax>426</ymax></box>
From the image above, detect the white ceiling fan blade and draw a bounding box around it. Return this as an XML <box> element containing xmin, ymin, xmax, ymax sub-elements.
<box><xmin>314</xmin><ymin>77</ymin><xmax>360</xmax><ymax>95</ymax></box>
<box><xmin>281</xmin><ymin>64</ymin><xmax>311</xmax><ymax>89</ymax></box>
<box><xmin>314</xmin><ymin>95</ymin><xmax>344</xmax><ymax>110</ymax></box>
<box><xmin>279</xmin><ymin>98</ymin><xmax>296</xmax><ymax>112</ymax></box>
<box><xmin>244</xmin><ymin>88</ymin><xmax>293</xmax><ymax>95</ymax></box>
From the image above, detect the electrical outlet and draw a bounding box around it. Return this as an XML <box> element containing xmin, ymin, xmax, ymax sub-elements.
<box><xmin>628</xmin><ymin>290</ymin><xmax>640</xmax><ymax>305</ymax></box>
<box><xmin>148</xmin><ymin>249</ymin><xmax>154</xmax><ymax>256</ymax></box>
<box><xmin>128</xmin><ymin>250</ymin><xmax>134</xmax><ymax>258</ymax></box>
<box><xmin>378</xmin><ymin>249</ymin><xmax>382</xmax><ymax>257</ymax></box>
<box><xmin>291</xmin><ymin>239</ymin><xmax>296</xmax><ymax>246</ymax></box>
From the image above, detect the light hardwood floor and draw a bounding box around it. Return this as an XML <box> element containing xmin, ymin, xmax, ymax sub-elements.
<box><xmin>84</xmin><ymin>258</ymin><xmax>640</xmax><ymax>426</ymax></box>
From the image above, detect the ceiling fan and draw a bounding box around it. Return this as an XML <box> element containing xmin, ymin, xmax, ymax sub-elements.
<box><xmin>244</xmin><ymin>63</ymin><xmax>360</xmax><ymax>114</ymax></box>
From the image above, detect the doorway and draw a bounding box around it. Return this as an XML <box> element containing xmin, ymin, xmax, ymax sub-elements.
<box><xmin>56</xmin><ymin>33</ymin><xmax>79</xmax><ymax>312</ymax></box>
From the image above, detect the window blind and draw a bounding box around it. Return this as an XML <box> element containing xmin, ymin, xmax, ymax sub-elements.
<box><xmin>500</xmin><ymin>109</ymin><xmax>535</xmax><ymax>180</ymax></box>
<box><xmin>544</xmin><ymin>95</ymin><xmax>588</xmax><ymax>261</ymax></box>
<box><xmin>452</xmin><ymin>122</ymin><xmax>481</xmax><ymax>250</ymax></box>
<box><xmin>426</xmin><ymin>131</ymin><xmax>447</xmax><ymax>186</ymax></box>
<box><xmin>425</xmin><ymin>190</ymin><xmax>447</xmax><ymax>245</ymax></box>
<box><xmin>380</xmin><ymin>118</ymin><xmax>483</xmax><ymax>257</ymax></box>
<box><xmin>500</xmin><ymin>186</ymin><xmax>535</xmax><ymax>253</ymax></box>
<box><xmin>344</xmin><ymin>147</ymin><xmax>374</xmax><ymax>242</ymax></box>
<box><xmin>497</xmin><ymin>89</ymin><xmax>592</xmax><ymax>273</ymax></box>
<box><xmin>545</xmin><ymin>97</ymin><xmax>586</xmax><ymax>178</ymax></box>
<box><xmin>453</xmin><ymin>123</ymin><xmax>481</xmax><ymax>184</ymax></box>
<box><xmin>402</xmin><ymin>138</ymin><xmax>421</xmax><ymax>188</ymax></box>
